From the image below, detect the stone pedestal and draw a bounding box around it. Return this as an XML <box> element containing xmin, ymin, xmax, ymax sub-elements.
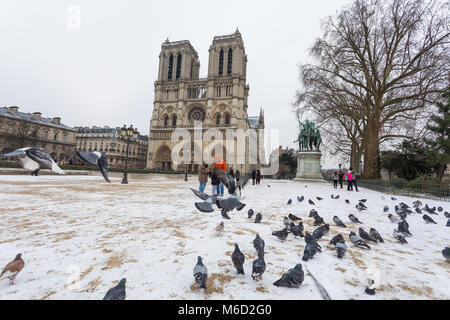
<box><xmin>294</xmin><ymin>151</ymin><xmax>325</xmax><ymax>182</ymax></box>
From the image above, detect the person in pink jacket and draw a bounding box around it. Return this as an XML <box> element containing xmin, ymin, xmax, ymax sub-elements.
<box><xmin>346</xmin><ymin>167</ymin><xmax>359</xmax><ymax>191</ymax></box>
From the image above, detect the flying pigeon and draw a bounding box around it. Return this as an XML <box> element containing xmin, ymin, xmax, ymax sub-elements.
<box><xmin>191</xmin><ymin>188</ymin><xmax>219</xmax><ymax>213</ymax></box>
<box><xmin>348</xmin><ymin>214</ymin><xmax>363</xmax><ymax>224</ymax></box>
<box><xmin>253</xmin><ymin>234</ymin><xmax>265</xmax><ymax>256</ymax></box>
<box><xmin>349</xmin><ymin>231</ymin><xmax>371</xmax><ymax>249</ymax></box>
<box><xmin>388</xmin><ymin>214</ymin><xmax>400</xmax><ymax>223</ymax></box>
<box><xmin>221</xmin><ymin>209</ymin><xmax>231</xmax><ymax>220</ymax></box>
<box><xmin>248</xmin><ymin>209</ymin><xmax>254</xmax><ymax>219</ymax></box>
<box><xmin>2</xmin><ymin>147</ymin><xmax>64</xmax><ymax>176</ymax></box>
<box><xmin>288</xmin><ymin>213</ymin><xmax>301</xmax><ymax>222</ymax></box>
<box><xmin>289</xmin><ymin>222</ymin><xmax>304</xmax><ymax>238</ymax></box>
<box><xmin>442</xmin><ymin>247</ymin><xmax>450</xmax><ymax>262</ymax></box>
<box><xmin>252</xmin><ymin>253</ymin><xmax>266</xmax><ymax>281</ymax></box>
<box><xmin>393</xmin><ymin>229</ymin><xmax>408</xmax><ymax>244</ymax></box>
<box><xmin>308</xmin><ymin>199</ymin><xmax>315</xmax><ymax>205</ymax></box>
<box><xmin>254</xmin><ymin>213</ymin><xmax>262</xmax><ymax>223</ymax></box>
<box><xmin>398</xmin><ymin>220</ymin><xmax>412</xmax><ymax>236</ymax></box>
<box><xmin>193</xmin><ymin>256</ymin><xmax>208</xmax><ymax>289</ymax></box>
<box><xmin>359</xmin><ymin>227</ymin><xmax>378</xmax><ymax>243</ymax></box>
<box><xmin>316</xmin><ymin>197</ymin><xmax>323</xmax><ymax>201</ymax></box>
<box><xmin>383</xmin><ymin>206</ymin><xmax>389</xmax><ymax>212</ymax></box>
<box><xmin>302</xmin><ymin>232</ymin><xmax>322</xmax><ymax>261</ymax></box>
<box><xmin>369</xmin><ymin>228</ymin><xmax>384</xmax><ymax>243</ymax></box>
<box><xmin>287</xmin><ymin>199</ymin><xmax>292</xmax><ymax>205</ymax></box>
<box><xmin>103</xmin><ymin>278</ymin><xmax>126</xmax><ymax>300</ymax></box>
<box><xmin>231</xmin><ymin>244</ymin><xmax>245</xmax><ymax>275</ymax></box>
<box><xmin>297</xmin><ymin>195</ymin><xmax>304</xmax><ymax>202</ymax></box>
<box><xmin>422</xmin><ymin>214</ymin><xmax>437</xmax><ymax>224</ymax></box>
<box><xmin>0</xmin><ymin>253</ymin><xmax>25</xmax><ymax>285</ymax></box>
<box><xmin>272</xmin><ymin>228</ymin><xmax>288</xmax><ymax>241</ymax></box>
<box><xmin>273</xmin><ymin>264</ymin><xmax>304</xmax><ymax>288</ymax></box>
<box><xmin>217</xmin><ymin>197</ymin><xmax>246</xmax><ymax>213</ymax></box>
<box><xmin>76</xmin><ymin>151</ymin><xmax>110</xmax><ymax>182</ymax></box>
<box><xmin>333</xmin><ymin>216</ymin><xmax>347</xmax><ymax>228</ymax></box>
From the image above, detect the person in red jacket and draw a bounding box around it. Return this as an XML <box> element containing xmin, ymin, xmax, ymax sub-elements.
<box><xmin>214</xmin><ymin>154</ymin><xmax>226</xmax><ymax>196</ymax></box>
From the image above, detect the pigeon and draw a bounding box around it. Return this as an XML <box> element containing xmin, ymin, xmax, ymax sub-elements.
<box><xmin>336</xmin><ymin>241</ymin><xmax>347</xmax><ymax>259</ymax></box>
<box><xmin>359</xmin><ymin>199</ymin><xmax>367</xmax><ymax>203</ymax></box>
<box><xmin>422</xmin><ymin>214</ymin><xmax>437</xmax><ymax>224</ymax></box>
<box><xmin>272</xmin><ymin>228</ymin><xmax>288</xmax><ymax>241</ymax></box>
<box><xmin>247</xmin><ymin>209</ymin><xmax>254</xmax><ymax>219</ymax></box>
<box><xmin>349</xmin><ymin>231</ymin><xmax>371</xmax><ymax>249</ymax></box>
<box><xmin>345</xmin><ymin>199</ymin><xmax>350</xmax><ymax>204</ymax></box>
<box><xmin>253</xmin><ymin>234</ymin><xmax>265</xmax><ymax>256</ymax></box>
<box><xmin>221</xmin><ymin>209</ymin><xmax>231</xmax><ymax>220</ymax></box>
<box><xmin>365</xmin><ymin>278</ymin><xmax>376</xmax><ymax>295</ymax></box>
<box><xmin>394</xmin><ymin>206</ymin><xmax>407</xmax><ymax>220</ymax></box>
<box><xmin>445</xmin><ymin>212</ymin><xmax>450</xmax><ymax>218</ymax></box>
<box><xmin>313</xmin><ymin>224</ymin><xmax>329</xmax><ymax>240</ymax></box>
<box><xmin>308</xmin><ymin>199</ymin><xmax>315</xmax><ymax>205</ymax></box>
<box><xmin>391</xmin><ymin>197</ymin><xmax>397</xmax><ymax>200</ymax></box>
<box><xmin>103</xmin><ymin>278</ymin><xmax>126</xmax><ymax>300</ymax></box>
<box><xmin>388</xmin><ymin>214</ymin><xmax>400</xmax><ymax>223</ymax></box>
<box><xmin>398</xmin><ymin>220</ymin><xmax>412</xmax><ymax>236</ymax></box>
<box><xmin>283</xmin><ymin>217</ymin><xmax>291</xmax><ymax>229</ymax></box>
<box><xmin>359</xmin><ymin>227</ymin><xmax>378</xmax><ymax>243</ymax></box>
<box><xmin>2</xmin><ymin>147</ymin><xmax>64</xmax><ymax>176</ymax></box>
<box><xmin>267</xmin><ymin>185</ymin><xmax>271</xmax><ymax>187</ymax></box>
<box><xmin>316</xmin><ymin>197</ymin><xmax>323</xmax><ymax>201</ymax></box>
<box><xmin>289</xmin><ymin>222</ymin><xmax>304</xmax><ymax>238</ymax></box>
<box><xmin>313</xmin><ymin>215</ymin><xmax>325</xmax><ymax>226</ymax></box>
<box><xmin>273</xmin><ymin>264</ymin><xmax>304</xmax><ymax>288</ymax></box>
<box><xmin>437</xmin><ymin>206</ymin><xmax>443</xmax><ymax>212</ymax></box>
<box><xmin>399</xmin><ymin>202</ymin><xmax>410</xmax><ymax>209</ymax></box>
<box><xmin>217</xmin><ymin>197</ymin><xmax>246</xmax><ymax>212</ymax></box>
<box><xmin>76</xmin><ymin>151</ymin><xmax>110</xmax><ymax>182</ymax></box>
<box><xmin>393</xmin><ymin>229</ymin><xmax>408</xmax><ymax>244</ymax></box>
<box><xmin>383</xmin><ymin>206</ymin><xmax>389</xmax><ymax>212</ymax></box>
<box><xmin>0</xmin><ymin>253</ymin><xmax>25</xmax><ymax>285</ymax></box>
<box><xmin>329</xmin><ymin>234</ymin><xmax>345</xmax><ymax>246</ymax></box>
<box><xmin>442</xmin><ymin>247</ymin><xmax>450</xmax><ymax>262</ymax></box>
<box><xmin>447</xmin><ymin>219</ymin><xmax>450</xmax><ymax>227</ymax></box>
<box><xmin>288</xmin><ymin>213</ymin><xmax>301</xmax><ymax>222</ymax></box>
<box><xmin>297</xmin><ymin>195</ymin><xmax>304</xmax><ymax>202</ymax></box>
<box><xmin>424</xmin><ymin>204</ymin><xmax>437</xmax><ymax>214</ymax></box>
<box><xmin>254</xmin><ymin>213</ymin><xmax>262</xmax><ymax>223</ymax></box>
<box><xmin>302</xmin><ymin>232</ymin><xmax>322</xmax><ymax>261</ymax></box>
<box><xmin>252</xmin><ymin>253</ymin><xmax>266</xmax><ymax>281</ymax></box>
<box><xmin>369</xmin><ymin>228</ymin><xmax>384</xmax><ymax>243</ymax></box>
<box><xmin>231</xmin><ymin>244</ymin><xmax>245</xmax><ymax>275</ymax></box>
<box><xmin>309</xmin><ymin>209</ymin><xmax>318</xmax><ymax>217</ymax></box>
<box><xmin>191</xmin><ymin>188</ymin><xmax>219</xmax><ymax>213</ymax></box>
<box><xmin>334</xmin><ymin>195</ymin><xmax>340</xmax><ymax>199</ymax></box>
<box><xmin>193</xmin><ymin>256</ymin><xmax>208</xmax><ymax>289</ymax></box>
<box><xmin>287</xmin><ymin>199</ymin><xmax>292</xmax><ymax>205</ymax></box>
<box><xmin>333</xmin><ymin>216</ymin><xmax>347</xmax><ymax>228</ymax></box>
<box><xmin>213</xmin><ymin>222</ymin><xmax>224</xmax><ymax>236</ymax></box>
<box><xmin>356</xmin><ymin>203</ymin><xmax>367</xmax><ymax>211</ymax></box>
<box><xmin>348</xmin><ymin>214</ymin><xmax>363</xmax><ymax>224</ymax></box>
<box><xmin>415</xmin><ymin>207</ymin><xmax>422</xmax><ymax>214</ymax></box>
<box><xmin>331</xmin><ymin>194</ymin><xmax>334</xmax><ymax>199</ymax></box>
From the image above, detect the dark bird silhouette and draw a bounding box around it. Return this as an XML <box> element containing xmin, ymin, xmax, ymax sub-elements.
<box><xmin>309</xmin><ymin>209</ymin><xmax>318</xmax><ymax>217</ymax></box>
<box><xmin>345</xmin><ymin>199</ymin><xmax>350</xmax><ymax>204</ymax></box>
<box><xmin>252</xmin><ymin>253</ymin><xmax>266</xmax><ymax>281</ymax></box>
<box><xmin>415</xmin><ymin>207</ymin><xmax>422</xmax><ymax>214</ymax></box>
<box><xmin>302</xmin><ymin>232</ymin><xmax>321</xmax><ymax>261</ymax></box>
<box><xmin>369</xmin><ymin>228</ymin><xmax>384</xmax><ymax>243</ymax></box>
<box><xmin>333</xmin><ymin>216</ymin><xmax>347</xmax><ymax>228</ymax></box>
<box><xmin>445</xmin><ymin>212</ymin><xmax>450</xmax><ymax>218</ymax></box>
<box><xmin>0</xmin><ymin>253</ymin><xmax>25</xmax><ymax>285</ymax></box>
<box><xmin>349</xmin><ymin>214</ymin><xmax>363</xmax><ymax>224</ymax></box>
<box><xmin>231</xmin><ymin>244</ymin><xmax>245</xmax><ymax>275</ymax></box>
<box><xmin>76</xmin><ymin>151</ymin><xmax>110</xmax><ymax>182</ymax></box>
<box><xmin>272</xmin><ymin>228</ymin><xmax>288</xmax><ymax>241</ymax></box>
<box><xmin>297</xmin><ymin>195</ymin><xmax>304</xmax><ymax>202</ymax></box>
<box><xmin>331</xmin><ymin>194</ymin><xmax>334</xmax><ymax>199</ymax></box>
<box><xmin>221</xmin><ymin>209</ymin><xmax>231</xmax><ymax>220</ymax></box>
<box><xmin>398</xmin><ymin>220</ymin><xmax>412</xmax><ymax>236</ymax></box>
<box><xmin>313</xmin><ymin>215</ymin><xmax>325</xmax><ymax>226</ymax></box>
<box><xmin>356</xmin><ymin>203</ymin><xmax>367</xmax><ymax>211</ymax></box>
<box><xmin>289</xmin><ymin>222</ymin><xmax>304</xmax><ymax>238</ymax></box>
<box><xmin>308</xmin><ymin>199</ymin><xmax>315</xmax><ymax>205</ymax></box>
<box><xmin>393</xmin><ymin>229</ymin><xmax>408</xmax><ymax>244</ymax></box>
<box><xmin>193</xmin><ymin>256</ymin><xmax>208</xmax><ymax>289</ymax></box>
<box><xmin>359</xmin><ymin>199</ymin><xmax>367</xmax><ymax>203</ymax></box>
<box><xmin>313</xmin><ymin>224</ymin><xmax>329</xmax><ymax>240</ymax></box>
<box><xmin>316</xmin><ymin>197</ymin><xmax>323</xmax><ymax>201</ymax></box>
<box><xmin>447</xmin><ymin>219</ymin><xmax>450</xmax><ymax>227</ymax></box>
<box><xmin>359</xmin><ymin>227</ymin><xmax>378</xmax><ymax>243</ymax></box>
<box><xmin>388</xmin><ymin>214</ymin><xmax>400</xmax><ymax>223</ymax></box>
<box><xmin>254</xmin><ymin>213</ymin><xmax>262</xmax><ymax>223</ymax></box>
<box><xmin>248</xmin><ymin>209</ymin><xmax>254</xmax><ymax>219</ymax></box>
<box><xmin>336</xmin><ymin>241</ymin><xmax>347</xmax><ymax>259</ymax></box>
<box><xmin>103</xmin><ymin>278</ymin><xmax>126</xmax><ymax>300</ymax></box>
<box><xmin>422</xmin><ymin>214</ymin><xmax>437</xmax><ymax>224</ymax></box>
<box><xmin>288</xmin><ymin>213</ymin><xmax>301</xmax><ymax>221</ymax></box>
<box><xmin>253</xmin><ymin>234</ymin><xmax>265</xmax><ymax>256</ymax></box>
<box><xmin>334</xmin><ymin>195</ymin><xmax>340</xmax><ymax>199</ymax></box>
<box><xmin>330</xmin><ymin>234</ymin><xmax>345</xmax><ymax>246</ymax></box>
<box><xmin>287</xmin><ymin>199</ymin><xmax>292</xmax><ymax>205</ymax></box>
<box><xmin>438</xmin><ymin>206</ymin><xmax>443</xmax><ymax>212</ymax></box>
<box><xmin>391</xmin><ymin>197</ymin><xmax>397</xmax><ymax>201</ymax></box>
<box><xmin>283</xmin><ymin>217</ymin><xmax>291</xmax><ymax>229</ymax></box>
<box><xmin>273</xmin><ymin>264</ymin><xmax>304</xmax><ymax>288</ymax></box>
<box><xmin>349</xmin><ymin>231</ymin><xmax>371</xmax><ymax>249</ymax></box>
<box><xmin>442</xmin><ymin>247</ymin><xmax>450</xmax><ymax>262</ymax></box>
<box><xmin>383</xmin><ymin>206</ymin><xmax>389</xmax><ymax>212</ymax></box>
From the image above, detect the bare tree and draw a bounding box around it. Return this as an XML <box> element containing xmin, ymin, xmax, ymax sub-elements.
<box><xmin>12</xmin><ymin>120</ymin><xmax>39</xmax><ymax>148</ymax></box>
<box><xmin>295</xmin><ymin>0</ymin><xmax>449</xmax><ymax>178</ymax></box>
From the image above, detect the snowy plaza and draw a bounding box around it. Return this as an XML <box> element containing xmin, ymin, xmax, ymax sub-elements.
<box><xmin>0</xmin><ymin>173</ymin><xmax>449</xmax><ymax>300</ymax></box>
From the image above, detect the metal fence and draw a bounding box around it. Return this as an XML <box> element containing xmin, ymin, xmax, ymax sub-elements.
<box><xmin>353</xmin><ymin>179</ymin><xmax>450</xmax><ymax>202</ymax></box>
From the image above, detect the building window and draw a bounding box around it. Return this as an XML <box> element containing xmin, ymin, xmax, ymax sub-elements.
<box><xmin>172</xmin><ymin>115</ymin><xmax>177</xmax><ymax>128</ymax></box>
<box><xmin>164</xmin><ymin>115</ymin><xmax>169</xmax><ymax>127</ymax></box>
<box><xmin>225</xmin><ymin>114</ymin><xmax>230</xmax><ymax>125</ymax></box>
<box><xmin>63</xmin><ymin>135</ymin><xmax>67</xmax><ymax>142</ymax></box>
<box><xmin>227</xmin><ymin>48</ymin><xmax>232</xmax><ymax>76</ymax></box>
<box><xmin>218</xmin><ymin>49</ymin><xmax>224</xmax><ymax>76</ymax></box>
<box><xmin>168</xmin><ymin>54</ymin><xmax>174</xmax><ymax>81</ymax></box>
<box><xmin>216</xmin><ymin>114</ymin><xmax>221</xmax><ymax>125</ymax></box>
<box><xmin>176</xmin><ymin>54</ymin><xmax>182</xmax><ymax>80</ymax></box>
<box><xmin>53</xmin><ymin>133</ymin><xmax>58</xmax><ymax>141</ymax></box>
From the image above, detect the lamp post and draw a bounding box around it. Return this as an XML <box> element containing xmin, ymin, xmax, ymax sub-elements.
<box><xmin>120</xmin><ymin>124</ymin><xmax>139</xmax><ymax>184</ymax></box>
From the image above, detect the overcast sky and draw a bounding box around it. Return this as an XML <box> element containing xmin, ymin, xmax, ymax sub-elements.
<box><xmin>0</xmin><ymin>0</ymin><xmax>354</xmax><ymax>168</ymax></box>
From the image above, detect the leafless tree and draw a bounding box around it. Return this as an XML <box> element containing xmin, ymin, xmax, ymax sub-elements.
<box><xmin>12</xmin><ymin>120</ymin><xmax>39</xmax><ymax>148</ymax></box>
<box><xmin>295</xmin><ymin>0</ymin><xmax>449</xmax><ymax>178</ymax></box>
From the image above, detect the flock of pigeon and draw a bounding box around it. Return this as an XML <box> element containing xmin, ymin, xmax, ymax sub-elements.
<box><xmin>1</xmin><ymin>147</ymin><xmax>449</xmax><ymax>299</ymax></box>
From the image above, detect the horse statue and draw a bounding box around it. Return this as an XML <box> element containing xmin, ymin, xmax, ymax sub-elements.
<box><xmin>294</xmin><ymin>118</ymin><xmax>321</xmax><ymax>151</ymax></box>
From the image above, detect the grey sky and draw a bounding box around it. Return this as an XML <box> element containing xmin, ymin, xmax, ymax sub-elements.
<box><xmin>0</xmin><ymin>0</ymin><xmax>353</xmax><ymax>168</ymax></box>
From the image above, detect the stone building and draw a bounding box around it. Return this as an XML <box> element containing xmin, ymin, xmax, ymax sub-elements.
<box><xmin>0</xmin><ymin>106</ymin><xmax>76</xmax><ymax>163</ymax></box>
<box><xmin>75</xmin><ymin>126</ymin><xmax>149</xmax><ymax>169</ymax></box>
<box><xmin>147</xmin><ymin>29</ymin><xmax>265</xmax><ymax>173</ymax></box>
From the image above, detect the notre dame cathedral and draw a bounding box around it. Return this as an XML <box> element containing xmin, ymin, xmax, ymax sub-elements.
<box><xmin>146</xmin><ymin>29</ymin><xmax>265</xmax><ymax>173</ymax></box>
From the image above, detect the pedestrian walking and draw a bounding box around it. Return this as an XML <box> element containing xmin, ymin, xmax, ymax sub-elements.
<box><xmin>346</xmin><ymin>168</ymin><xmax>354</xmax><ymax>191</ymax></box>
<box><xmin>332</xmin><ymin>171</ymin><xmax>338</xmax><ymax>189</ymax></box>
<box><xmin>256</xmin><ymin>169</ymin><xmax>261</xmax><ymax>185</ymax></box>
<box><xmin>198</xmin><ymin>162</ymin><xmax>208</xmax><ymax>193</ymax></box>
<box><xmin>229</xmin><ymin>167</ymin><xmax>234</xmax><ymax>178</ymax></box>
<box><xmin>338</xmin><ymin>171</ymin><xmax>344</xmax><ymax>189</ymax></box>
<box><xmin>251</xmin><ymin>169</ymin><xmax>256</xmax><ymax>185</ymax></box>
<box><xmin>214</xmin><ymin>154</ymin><xmax>227</xmax><ymax>197</ymax></box>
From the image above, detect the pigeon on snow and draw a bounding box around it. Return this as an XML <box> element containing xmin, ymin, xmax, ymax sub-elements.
<box><xmin>253</xmin><ymin>234</ymin><xmax>265</xmax><ymax>256</ymax></box>
<box><xmin>193</xmin><ymin>256</ymin><xmax>208</xmax><ymax>289</ymax></box>
<box><xmin>231</xmin><ymin>244</ymin><xmax>245</xmax><ymax>275</ymax></box>
<box><xmin>359</xmin><ymin>227</ymin><xmax>378</xmax><ymax>243</ymax></box>
<box><xmin>254</xmin><ymin>213</ymin><xmax>262</xmax><ymax>223</ymax></box>
<box><xmin>333</xmin><ymin>216</ymin><xmax>347</xmax><ymax>228</ymax></box>
<box><xmin>252</xmin><ymin>253</ymin><xmax>266</xmax><ymax>281</ymax></box>
<box><xmin>369</xmin><ymin>228</ymin><xmax>384</xmax><ymax>243</ymax></box>
<box><xmin>273</xmin><ymin>264</ymin><xmax>304</xmax><ymax>288</ymax></box>
<box><xmin>272</xmin><ymin>228</ymin><xmax>288</xmax><ymax>241</ymax></box>
<box><xmin>393</xmin><ymin>229</ymin><xmax>408</xmax><ymax>244</ymax></box>
<box><xmin>247</xmin><ymin>209</ymin><xmax>254</xmax><ymax>219</ymax></box>
<box><xmin>349</xmin><ymin>214</ymin><xmax>363</xmax><ymax>224</ymax></box>
<box><xmin>103</xmin><ymin>278</ymin><xmax>126</xmax><ymax>300</ymax></box>
<box><xmin>422</xmin><ymin>214</ymin><xmax>437</xmax><ymax>224</ymax></box>
<box><xmin>349</xmin><ymin>231</ymin><xmax>371</xmax><ymax>249</ymax></box>
<box><xmin>0</xmin><ymin>253</ymin><xmax>25</xmax><ymax>285</ymax></box>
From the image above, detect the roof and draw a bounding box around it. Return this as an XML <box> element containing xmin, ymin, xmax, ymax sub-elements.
<box><xmin>76</xmin><ymin>127</ymin><xmax>148</xmax><ymax>142</ymax></box>
<box><xmin>247</xmin><ymin>116</ymin><xmax>260</xmax><ymax>129</ymax></box>
<box><xmin>0</xmin><ymin>107</ymin><xmax>75</xmax><ymax>131</ymax></box>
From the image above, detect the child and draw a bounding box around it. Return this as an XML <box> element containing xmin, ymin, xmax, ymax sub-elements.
<box><xmin>332</xmin><ymin>171</ymin><xmax>338</xmax><ymax>189</ymax></box>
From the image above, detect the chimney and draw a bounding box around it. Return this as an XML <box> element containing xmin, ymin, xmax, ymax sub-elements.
<box><xmin>52</xmin><ymin>117</ymin><xmax>61</xmax><ymax>124</ymax></box>
<box><xmin>32</xmin><ymin>112</ymin><xmax>42</xmax><ymax>120</ymax></box>
<box><xmin>9</xmin><ymin>106</ymin><xmax>19</xmax><ymax>114</ymax></box>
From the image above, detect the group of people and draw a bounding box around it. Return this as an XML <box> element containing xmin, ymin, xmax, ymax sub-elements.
<box><xmin>251</xmin><ymin>169</ymin><xmax>261</xmax><ymax>185</ymax></box>
<box><xmin>331</xmin><ymin>167</ymin><xmax>359</xmax><ymax>192</ymax></box>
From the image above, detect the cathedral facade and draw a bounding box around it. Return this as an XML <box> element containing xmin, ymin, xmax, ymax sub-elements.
<box><xmin>146</xmin><ymin>29</ymin><xmax>264</xmax><ymax>173</ymax></box>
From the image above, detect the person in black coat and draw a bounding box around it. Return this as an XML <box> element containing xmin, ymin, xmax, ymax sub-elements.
<box><xmin>338</xmin><ymin>171</ymin><xmax>344</xmax><ymax>189</ymax></box>
<box><xmin>251</xmin><ymin>169</ymin><xmax>256</xmax><ymax>185</ymax></box>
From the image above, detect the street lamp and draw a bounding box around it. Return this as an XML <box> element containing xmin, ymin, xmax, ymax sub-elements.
<box><xmin>120</xmin><ymin>124</ymin><xmax>139</xmax><ymax>184</ymax></box>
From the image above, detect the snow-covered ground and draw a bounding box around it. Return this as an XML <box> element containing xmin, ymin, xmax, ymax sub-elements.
<box><xmin>0</xmin><ymin>173</ymin><xmax>448</xmax><ymax>300</ymax></box>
